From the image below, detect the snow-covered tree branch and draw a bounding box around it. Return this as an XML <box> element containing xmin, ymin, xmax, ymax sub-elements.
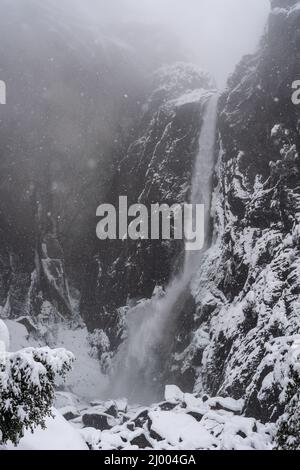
<box><xmin>0</xmin><ymin>347</ymin><xmax>74</xmax><ymax>445</ymax></box>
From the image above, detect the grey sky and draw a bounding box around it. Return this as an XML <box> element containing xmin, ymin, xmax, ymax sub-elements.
<box><xmin>72</xmin><ymin>0</ymin><xmax>270</xmax><ymax>87</ymax></box>
<box><xmin>7</xmin><ymin>0</ymin><xmax>270</xmax><ymax>87</ymax></box>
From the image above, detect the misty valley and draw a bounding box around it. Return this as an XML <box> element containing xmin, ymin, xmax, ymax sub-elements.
<box><xmin>0</xmin><ymin>0</ymin><xmax>300</xmax><ymax>454</ymax></box>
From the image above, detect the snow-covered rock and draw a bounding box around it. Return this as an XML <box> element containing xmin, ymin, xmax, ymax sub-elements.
<box><xmin>75</xmin><ymin>386</ymin><xmax>274</xmax><ymax>451</ymax></box>
<box><xmin>164</xmin><ymin>385</ymin><xmax>185</xmax><ymax>403</ymax></box>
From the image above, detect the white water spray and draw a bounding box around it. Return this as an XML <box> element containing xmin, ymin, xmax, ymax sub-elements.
<box><xmin>110</xmin><ymin>93</ymin><xmax>219</xmax><ymax>403</ymax></box>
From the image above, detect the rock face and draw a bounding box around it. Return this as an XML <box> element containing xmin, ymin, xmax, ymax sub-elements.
<box><xmin>81</xmin><ymin>63</ymin><xmax>216</xmax><ymax>346</ymax></box>
<box><xmin>1</xmin><ymin>0</ymin><xmax>300</xmax><ymax>448</ymax></box>
<box><xmin>0</xmin><ymin>1</ymin><xmax>166</xmax><ymax>324</ymax></box>
<box><xmin>0</xmin><ymin>212</ymin><xmax>73</xmax><ymax>321</ymax></box>
<box><xmin>170</xmin><ymin>0</ymin><xmax>300</xmax><ymax>424</ymax></box>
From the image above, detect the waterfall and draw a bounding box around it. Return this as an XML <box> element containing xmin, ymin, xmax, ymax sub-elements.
<box><xmin>184</xmin><ymin>93</ymin><xmax>219</xmax><ymax>273</ymax></box>
<box><xmin>109</xmin><ymin>93</ymin><xmax>219</xmax><ymax>404</ymax></box>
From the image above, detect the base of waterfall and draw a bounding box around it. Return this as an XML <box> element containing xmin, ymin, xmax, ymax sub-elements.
<box><xmin>51</xmin><ymin>386</ymin><xmax>273</xmax><ymax>451</ymax></box>
<box><xmin>2</xmin><ymin>319</ymin><xmax>275</xmax><ymax>450</ymax></box>
<box><xmin>3</xmin><ymin>387</ymin><xmax>275</xmax><ymax>451</ymax></box>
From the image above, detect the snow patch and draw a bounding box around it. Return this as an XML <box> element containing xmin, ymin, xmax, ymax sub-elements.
<box><xmin>0</xmin><ymin>320</ymin><xmax>10</xmax><ymax>351</ymax></box>
<box><xmin>5</xmin><ymin>408</ymin><xmax>87</xmax><ymax>450</ymax></box>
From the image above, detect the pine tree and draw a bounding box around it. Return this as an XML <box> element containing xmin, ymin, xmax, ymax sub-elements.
<box><xmin>0</xmin><ymin>346</ymin><xmax>74</xmax><ymax>445</ymax></box>
<box><xmin>275</xmin><ymin>366</ymin><xmax>300</xmax><ymax>450</ymax></box>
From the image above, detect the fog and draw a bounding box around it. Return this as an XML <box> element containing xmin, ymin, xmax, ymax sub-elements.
<box><xmin>36</xmin><ymin>0</ymin><xmax>270</xmax><ymax>87</ymax></box>
<box><xmin>0</xmin><ymin>0</ymin><xmax>270</xmax><ymax>279</ymax></box>
<box><xmin>107</xmin><ymin>0</ymin><xmax>270</xmax><ymax>86</ymax></box>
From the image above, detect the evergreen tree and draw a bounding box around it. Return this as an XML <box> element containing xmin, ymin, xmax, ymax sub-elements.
<box><xmin>0</xmin><ymin>346</ymin><xmax>74</xmax><ymax>445</ymax></box>
<box><xmin>276</xmin><ymin>365</ymin><xmax>300</xmax><ymax>450</ymax></box>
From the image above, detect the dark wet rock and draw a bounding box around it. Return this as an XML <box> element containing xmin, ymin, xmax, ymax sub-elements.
<box><xmin>82</xmin><ymin>413</ymin><xmax>112</xmax><ymax>431</ymax></box>
<box><xmin>149</xmin><ymin>429</ymin><xmax>164</xmax><ymax>442</ymax></box>
<box><xmin>159</xmin><ymin>402</ymin><xmax>177</xmax><ymax>411</ymax></box>
<box><xmin>133</xmin><ymin>409</ymin><xmax>149</xmax><ymax>428</ymax></box>
<box><xmin>63</xmin><ymin>411</ymin><xmax>80</xmax><ymax>421</ymax></box>
<box><xmin>105</xmin><ymin>404</ymin><xmax>118</xmax><ymax>418</ymax></box>
<box><xmin>130</xmin><ymin>433</ymin><xmax>153</xmax><ymax>449</ymax></box>
<box><xmin>187</xmin><ymin>411</ymin><xmax>204</xmax><ymax>422</ymax></box>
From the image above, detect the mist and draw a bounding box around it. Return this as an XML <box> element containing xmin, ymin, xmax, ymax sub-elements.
<box><xmin>35</xmin><ymin>0</ymin><xmax>270</xmax><ymax>87</ymax></box>
<box><xmin>109</xmin><ymin>0</ymin><xmax>271</xmax><ymax>86</ymax></box>
<box><xmin>0</xmin><ymin>0</ymin><xmax>270</xmax><ymax>284</ymax></box>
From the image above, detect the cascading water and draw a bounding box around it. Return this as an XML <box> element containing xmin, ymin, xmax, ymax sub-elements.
<box><xmin>109</xmin><ymin>93</ymin><xmax>219</xmax><ymax>404</ymax></box>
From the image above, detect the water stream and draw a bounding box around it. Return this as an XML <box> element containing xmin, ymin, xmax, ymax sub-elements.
<box><xmin>110</xmin><ymin>93</ymin><xmax>219</xmax><ymax>403</ymax></box>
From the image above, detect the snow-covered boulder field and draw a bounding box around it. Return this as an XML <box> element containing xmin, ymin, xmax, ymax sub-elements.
<box><xmin>57</xmin><ymin>385</ymin><xmax>274</xmax><ymax>451</ymax></box>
